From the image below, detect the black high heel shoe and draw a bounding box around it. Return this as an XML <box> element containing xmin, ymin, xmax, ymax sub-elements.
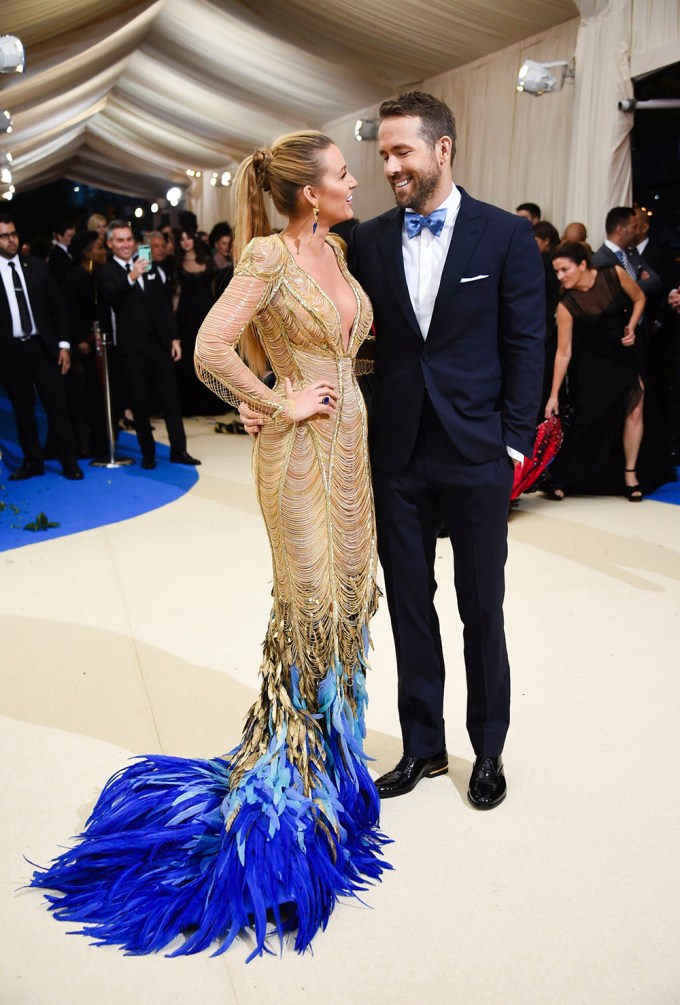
<box><xmin>624</xmin><ymin>467</ymin><xmax>643</xmax><ymax>502</ymax></box>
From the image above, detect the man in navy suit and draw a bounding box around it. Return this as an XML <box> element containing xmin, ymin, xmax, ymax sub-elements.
<box><xmin>348</xmin><ymin>92</ymin><xmax>545</xmax><ymax>807</ymax></box>
<box><xmin>0</xmin><ymin>213</ymin><xmax>83</xmax><ymax>480</ymax></box>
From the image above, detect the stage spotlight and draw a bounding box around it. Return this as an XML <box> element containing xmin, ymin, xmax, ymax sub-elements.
<box><xmin>354</xmin><ymin>119</ymin><xmax>378</xmax><ymax>142</ymax></box>
<box><xmin>0</xmin><ymin>36</ymin><xmax>25</xmax><ymax>74</ymax></box>
<box><xmin>517</xmin><ymin>59</ymin><xmax>574</xmax><ymax>96</ymax></box>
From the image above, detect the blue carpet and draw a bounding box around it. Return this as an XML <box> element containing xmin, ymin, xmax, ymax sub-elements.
<box><xmin>0</xmin><ymin>392</ymin><xmax>199</xmax><ymax>552</ymax></box>
<box><xmin>647</xmin><ymin>471</ymin><xmax>680</xmax><ymax>506</ymax></box>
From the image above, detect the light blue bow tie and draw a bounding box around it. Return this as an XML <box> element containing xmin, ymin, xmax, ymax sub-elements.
<box><xmin>405</xmin><ymin>208</ymin><xmax>447</xmax><ymax>239</ymax></box>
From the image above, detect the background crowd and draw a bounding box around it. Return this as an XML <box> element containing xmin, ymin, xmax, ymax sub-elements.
<box><xmin>515</xmin><ymin>200</ymin><xmax>679</xmax><ymax>501</ymax></box>
<box><xmin>0</xmin><ymin>210</ymin><xmax>239</xmax><ymax>482</ymax></box>
<box><xmin>1</xmin><ymin>198</ymin><xmax>679</xmax><ymax>497</ymax></box>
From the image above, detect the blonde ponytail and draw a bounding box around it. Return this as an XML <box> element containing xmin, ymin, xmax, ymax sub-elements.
<box><xmin>232</xmin><ymin>131</ymin><xmax>334</xmax><ymax>374</ymax></box>
<box><xmin>232</xmin><ymin>150</ymin><xmax>273</xmax><ymax>265</ymax></box>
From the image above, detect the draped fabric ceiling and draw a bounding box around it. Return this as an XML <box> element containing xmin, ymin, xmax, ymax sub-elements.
<box><xmin>1</xmin><ymin>0</ymin><xmax>577</xmax><ymax>202</ymax></box>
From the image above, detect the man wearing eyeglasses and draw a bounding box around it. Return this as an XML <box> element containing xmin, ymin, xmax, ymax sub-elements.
<box><xmin>0</xmin><ymin>213</ymin><xmax>83</xmax><ymax>480</ymax></box>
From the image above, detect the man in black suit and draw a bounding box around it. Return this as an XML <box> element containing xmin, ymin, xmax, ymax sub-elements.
<box><xmin>0</xmin><ymin>213</ymin><xmax>83</xmax><ymax>480</ymax></box>
<box><xmin>348</xmin><ymin>92</ymin><xmax>545</xmax><ymax>808</ymax></box>
<box><xmin>97</xmin><ymin>220</ymin><xmax>199</xmax><ymax>469</ymax></box>
<box><xmin>47</xmin><ymin>219</ymin><xmax>77</xmax><ymax>287</ymax></box>
<box><xmin>591</xmin><ymin>207</ymin><xmax>662</xmax><ymax>299</ymax></box>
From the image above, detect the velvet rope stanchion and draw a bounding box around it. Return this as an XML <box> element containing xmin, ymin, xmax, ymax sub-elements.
<box><xmin>89</xmin><ymin>321</ymin><xmax>134</xmax><ymax>470</ymax></box>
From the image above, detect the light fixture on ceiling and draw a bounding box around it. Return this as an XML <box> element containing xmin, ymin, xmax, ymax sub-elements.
<box><xmin>0</xmin><ymin>36</ymin><xmax>25</xmax><ymax>74</ymax></box>
<box><xmin>0</xmin><ymin>151</ymin><xmax>11</xmax><ymax>186</ymax></box>
<box><xmin>1</xmin><ymin>110</ymin><xmax>13</xmax><ymax>134</ymax></box>
<box><xmin>516</xmin><ymin>59</ymin><xmax>574</xmax><ymax>96</ymax></box>
<box><xmin>134</xmin><ymin>207</ymin><xmax>144</xmax><ymax>219</ymax></box>
<box><xmin>354</xmin><ymin>119</ymin><xmax>378</xmax><ymax>142</ymax></box>
<box><xmin>166</xmin><ymin>186</ymin><xmax>182</xmax><ymax>207</ymax></box>
<box><xmin>150</xmin><ymin>202</ymin><xmax>159</xmax><ymax>214</ymax></box>
<box><xmin>210</xmin><ymin>170</ymin><xmax>232</xmax><ymax>188</ymax></box>
<box><xmin>185</xmin><ymin>168</ymin><xmax>202</xmax><ymax>178</ymax></box>
<box><xmin>1</xmin><ymin>184</ymin><xmax>14</xmax><ymax>201</ymax></box>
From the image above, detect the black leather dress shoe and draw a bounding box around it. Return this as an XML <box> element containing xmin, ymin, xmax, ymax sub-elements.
<box><xmin>468</xmin><ymin>756</ymin><xmax>506</xmax><ymax>809</ymax></box>
<box><xmin>376</xmin><ymin>751</ymin><xmax>448</xmax><ymax>799</ymax></box>
<box><xmin>62</xmin><ymin>464</ymin><xmax>84</xmax><ymax>480</ymax></box>
<box><xmin>8</xmin><ymin>463</ymin><xmax>45</xmax><ymax>481</ymax></box>
<box><xmin>170</xmin><ymin>450</ymin><xmax>201</xmax><ymax>465</ymax></box>
<box><xmin>141</xmin><ymin>455</ymin><xmax>156</xmax><ymax>470</ymax></box>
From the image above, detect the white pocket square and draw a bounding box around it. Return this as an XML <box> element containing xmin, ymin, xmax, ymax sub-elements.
<box><xmin>460</xmin><ymin>274</ymin><xmax>489</xmax><ymax>283</ymax></box>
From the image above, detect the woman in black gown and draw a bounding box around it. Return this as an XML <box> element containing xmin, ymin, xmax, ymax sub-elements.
<box><xmin>174</xmin><ymin>230</ymin><xmax>222</xmax><ymax>415</ymax></box>
<box><xmin>544</xmin><ymin>241</ymin><xmax>665</xmax><ymax>500</ymax></box>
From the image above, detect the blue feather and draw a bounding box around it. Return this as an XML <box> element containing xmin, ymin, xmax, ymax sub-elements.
<box><xmin>31</xmin><ymin>635</ymin><xmax>391</xmax><ymax>960</ymax></box>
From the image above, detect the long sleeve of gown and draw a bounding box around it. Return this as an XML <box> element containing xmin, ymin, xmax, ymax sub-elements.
<box><xmin>194</xmin><ymin>238</ymin><xmax>286</xmax><ymax>417</ymax></box>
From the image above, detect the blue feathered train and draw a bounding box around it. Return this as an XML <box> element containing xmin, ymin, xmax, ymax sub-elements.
<box><xmin>31</xmin><ymin>644</ymin><xmax>390</xmax><ymax>961</ymax></box>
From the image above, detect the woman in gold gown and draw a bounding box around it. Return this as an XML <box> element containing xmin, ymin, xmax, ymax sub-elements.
<box><xmin>32</xmin><ymin>132</ymin><xmax>389</xmax><ymax>960</ymax></box>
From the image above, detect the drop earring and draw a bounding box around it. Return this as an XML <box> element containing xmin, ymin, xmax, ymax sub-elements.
<box><xmin>307</xmin><ymin>205</ymin><xmax>319</xmax><ymax>245</ymax></box>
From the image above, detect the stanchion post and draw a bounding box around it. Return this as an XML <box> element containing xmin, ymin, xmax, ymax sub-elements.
<box><xmin>90</xmin><ymin>321</ymin><xmax>134</xmax><ymax>469</ymax></box>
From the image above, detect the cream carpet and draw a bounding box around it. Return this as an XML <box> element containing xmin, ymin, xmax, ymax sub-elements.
<box><xmin>2</xmin><ymin>417</ymin><xmax>679</xmax><ymax>1005</ymax></box>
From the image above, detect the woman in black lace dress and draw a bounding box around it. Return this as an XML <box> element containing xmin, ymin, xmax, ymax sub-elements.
<box><xmin>174</xmin><ymin>230</ymin><xmax>222</xmax><ymax>415</ymax></box>
<box><xmin>544</xmin><ymin>241</ymin><xmax>671</xmax><ymax>500</ymax></box>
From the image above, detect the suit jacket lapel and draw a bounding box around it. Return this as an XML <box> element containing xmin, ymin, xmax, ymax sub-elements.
<box><xmin>377</xmin><ymin>207</ymin><xmax>422</xmax><ymax>344</ymax></box>
<box><xmin>428</xmin><ymin>189</ymin><xmax>487</xmax><ymax>337</ymax></box>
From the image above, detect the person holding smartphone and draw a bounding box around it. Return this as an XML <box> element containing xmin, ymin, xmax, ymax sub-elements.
<box><xmin>96</xmin><ymin>220</ymin><xmax>200</xmax><ymax>469</ymax></box>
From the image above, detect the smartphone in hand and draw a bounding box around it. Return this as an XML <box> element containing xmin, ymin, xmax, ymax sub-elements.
<box><xmin>137</xmin><ymin>244</ymin><xmax>152</xmax><ymax>269</ymax></box>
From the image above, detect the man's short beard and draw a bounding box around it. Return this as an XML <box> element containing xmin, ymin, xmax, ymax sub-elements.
<box><xmin>393</xmin><ymin>158</ymin><xmax>441</xmax><ymax>213</ymax></box>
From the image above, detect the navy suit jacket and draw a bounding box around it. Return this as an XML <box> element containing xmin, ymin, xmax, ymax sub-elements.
<box><xmin>0</xmin><ymin>255</ymin><xmax>69</xmax><ymax>360</ymax></box>
<box><xmin>348</xmin><ymin>188</ymin><xmax>545</xmax><ymax>472</ymax></box>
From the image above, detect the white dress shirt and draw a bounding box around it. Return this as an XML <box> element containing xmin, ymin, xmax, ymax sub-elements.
<box><xmin>402</xmin><ymin>184</ymin><xmax>461</xmax><ymax>340</ymax></box>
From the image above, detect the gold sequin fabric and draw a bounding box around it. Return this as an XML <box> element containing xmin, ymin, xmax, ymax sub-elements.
<box><xmin>195</xmin><ymin>235</ymin><xmax>378</xmax><ymax>800</ymax></box>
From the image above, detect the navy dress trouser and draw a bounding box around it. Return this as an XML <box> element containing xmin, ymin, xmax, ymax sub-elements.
<box><xmin>372</xmin><ymin>403</ymin><xmax>515</xmax><ymax>759</ymax></box>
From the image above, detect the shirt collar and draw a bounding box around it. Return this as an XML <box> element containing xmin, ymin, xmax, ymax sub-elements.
<box><xmin>114</xmin><ymin>255</ymin><xmax>132</xmax><ymax>269</ymax></box>
<box><xmin>0</xmin><ymin>254</ymin><xmax>19</xmax><ymax>269</ymax></box>
<box><xmin>604</xmin><ymin>238</ymin><xmax>624</xmax><ymax>253</ymax></box>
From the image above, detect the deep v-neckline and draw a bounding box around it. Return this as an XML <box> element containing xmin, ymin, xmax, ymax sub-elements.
<box><xmin>277</xmin><ymin>234</ymin><xmax>359</xmax><ymax>353</ymax></box>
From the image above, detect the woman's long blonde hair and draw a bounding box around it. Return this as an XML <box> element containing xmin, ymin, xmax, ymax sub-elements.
<box><xmin>232</xmin><ymin>130</ymin><xmax>334</xmax><ymax>373</ymax></box>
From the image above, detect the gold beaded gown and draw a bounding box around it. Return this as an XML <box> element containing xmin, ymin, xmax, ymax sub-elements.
<box><xmin>32</xmin><ymin>234</ymin><xmax>389</xmax><ymax>960</ymax></box>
